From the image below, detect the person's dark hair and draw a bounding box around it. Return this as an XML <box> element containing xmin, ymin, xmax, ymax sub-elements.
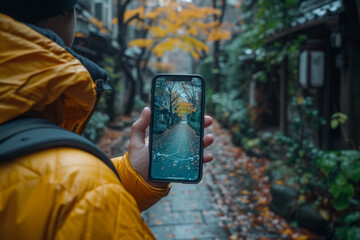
<box><xmin>61</xmin><ymin>8</ymin><xmax>76</xmax><ymax>22</ymax></box>
<box><xmin>0</xmin><ymin>0</ymin><xmax>79</xmax><ymax>24</ymax></box>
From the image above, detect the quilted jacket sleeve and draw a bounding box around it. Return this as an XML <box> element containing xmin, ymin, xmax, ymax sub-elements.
<box><xmin>111</xmin><ymin>153</ymin><xmax>171</xmax><ymax>211</ymax></box>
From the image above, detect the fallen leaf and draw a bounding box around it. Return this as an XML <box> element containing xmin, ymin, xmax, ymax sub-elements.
<box><xmin>275</xmin><ymin>180</ymin><xmax>284</xmax><ymax>185</ymax></box>
<box><xmin>280</xmin><ymin>228</ymin><xmax>292</xmax><ymax>235</ymax></box>
<box><xmin>240</xmin><ymin>197</ymin><xmax>250</xmax><ymax>204</ymax></box>
<box><xmin>319</xmin><ymin>209</ymin><xmax>330</xmax><ymax>221</ymax></box>
<box><xmin>292</xmin><ymin>235</ymin><xmax>309</xmax><ymax>240</ymax></box>
<box><xmin>241</xmin><ymin>190</ymin><xmax>252</xmax><ymax>195</ymax></box>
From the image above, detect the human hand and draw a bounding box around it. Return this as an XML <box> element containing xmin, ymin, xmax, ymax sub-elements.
<box><xmin>129</xmin><ymin>107</ymin><xmax>214</xmax><ymax>188</ymax></box>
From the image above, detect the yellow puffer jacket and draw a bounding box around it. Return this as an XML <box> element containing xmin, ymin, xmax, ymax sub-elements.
<box><xmin>0</xmin><ymin>13</ymin><xmax>169</xmax><ymax>239</ymax></box>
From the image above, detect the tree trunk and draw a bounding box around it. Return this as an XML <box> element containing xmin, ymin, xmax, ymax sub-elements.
<box><xmin>106</xmin><ymin>91</ymin><xmax>116</xmax><ymax>122</ymax></box>
<box><xmin>122</xmin><ymin>62</ymin><xmax>137</xmax><ymax>116</ymax></box>
<box><xmin>116</xmin><ymin>0</ymin><xmax>137</xmax><ymax>116</ymax></box>
<box><xmin>168</xmin><ymin>92</ymin><xmax>173</xmax><ymax>127</ymax></box>
<box><xmin>279</xmin><ymin>56</ymin><xmax>288</xmax><ymax>135</ymax></box>
<box><xmin>213</xmin><ymin>40</ymin><xmax>221</xmax><ymax>92</ymax></box>
<box><xmin>136</xmin><ymin>47</ymin><xmax>148</xmax><ymax>102</ymax></box>
<box><xmin>212</xmin><ymin>0</ymin><xmax>226</xmax><ymax>93</ymax></box>
<box><xmin>125</xmin><ymin>79</ymin><xmax>136</xmax><ymax>115</ymax></box>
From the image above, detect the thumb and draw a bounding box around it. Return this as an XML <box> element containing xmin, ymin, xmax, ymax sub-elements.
<box><xmin>131</xmin><ymin>107</ymin><xmax>151</xmax><ymax>143</ymax></box>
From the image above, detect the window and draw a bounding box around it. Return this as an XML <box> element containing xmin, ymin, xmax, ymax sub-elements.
<box><xmin>92</xmin><ymin>0</ymin><xmax>112</xmax><ymax>28</ymax></box>
<box><xmin>94</xmin><ymin>2</ymin><xmax>103</xmax><ymax>21</ymax></box>
<box><xmin>299</xmin><ymin>50</ymin><xmax>325</xmax><ymax>88</ymax></box>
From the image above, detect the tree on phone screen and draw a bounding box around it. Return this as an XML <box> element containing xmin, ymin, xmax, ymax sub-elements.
<box><xmin>165</xmin><ymin>81</ymin><xmax>180</xmax><ymax>127</ymax></box>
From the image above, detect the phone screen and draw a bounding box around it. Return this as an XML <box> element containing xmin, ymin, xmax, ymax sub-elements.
<box><xmin>149</xmin><ymin>74</ymin><xmax>205</xmax><ymax>183</ymax></box>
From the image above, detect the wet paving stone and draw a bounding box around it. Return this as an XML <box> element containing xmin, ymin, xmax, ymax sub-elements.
<box><xmin>147</xmin><ymin>199</ymin><xmax>172</xmax><ymax>215</ymax></box>
<box><xmin>170</xmin><ymin>190</ymin><xmax>212</xmax><ymax>200</ymax></box>
<box><xmin>201</xmin><ymin>210</ymin><xmax>222</xmax><ymax>224</ymax></box>
<box><xmin>149</xmin><ymin>225</ymin><xmax>176</xmax><ymax>240</ymax></box>
<box><xmin>171</xmin><ymin>197</ymin><xmax>215</xmax><ymax>211</ymax></box>
<box><xmin>144</xmin><ymin>181</ymin><xmax>227</xmax><ymax>239</ymax></box>
<box><xmin>173</xmin><ymin>223</ymin><xmax>227</xmax><ymax>239</ymax></box>
<box><xmin>147</xmin><ymin>210</ymin><xmax>204</xmax><ymax>226</ymax></box>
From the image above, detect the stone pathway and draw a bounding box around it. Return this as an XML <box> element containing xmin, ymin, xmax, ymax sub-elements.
<box><xmin>142</xmin><ymin>120</ymin><xmax>315</xmax><ymax>240</ymax></box>
<box><xmin>142</xmin><ymin>177</ymin><xmax>228</xmax><ymax>240</ymax></box>
<box><xmin>142</xmin><ymin>119</ymin><xmax>276</xmax><ymax>239</ymax></box>
<box><xmin>98</xmin><ymin>116</ymin><xmax>316</xmax><ymax>240</ymax></box>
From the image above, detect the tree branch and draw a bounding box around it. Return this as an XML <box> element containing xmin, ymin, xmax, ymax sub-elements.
<box><xmin>125</xmin><ymin>13</ymin><xmax>142</xmax><ymax>26</ymax></box>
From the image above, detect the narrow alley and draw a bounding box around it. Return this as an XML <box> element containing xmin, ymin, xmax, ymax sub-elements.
<box><xmin>98</xmin><ymin>117</ymin><xmax>316</xmax><ymax>240</ymax></box>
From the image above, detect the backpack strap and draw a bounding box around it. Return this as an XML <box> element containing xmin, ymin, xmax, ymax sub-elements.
<box><xmin>0</xmin><ymin>117</ymin><xmax>121</xmax><ymax>182</ymax></box>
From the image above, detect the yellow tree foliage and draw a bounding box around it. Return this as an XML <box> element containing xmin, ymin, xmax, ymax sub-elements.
<box><xmin>124</xmin><ymin>5</ymin><xmax>145</xmax><ymax>23</ymax></box>
<box><xmin>88</xmin><ymin>17</ymin><xmax>109</xmax><ymax>34</ymax></box>
<box><xmin>174</xmin><ymin>102</ymin><xmax>196</xmax><ymax>117</ymax></box>
<box><xmin>129</xmin><ymin>38</ymin><xmax>154</xmax><ymax>48</ymax></box>
<box><xmin>207</xmin><ymin>27</ymin><xmax>232</xmax><ymax>42</ymax></box>
<box><xmin>126</xmin><ymin>0</ymin><xmax>232</xmax><ymax>60</ymax></box>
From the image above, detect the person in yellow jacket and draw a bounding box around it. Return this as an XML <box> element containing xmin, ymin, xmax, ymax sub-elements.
<box><xmin>0</xmin><ymin>1</ymin><xmax>214</xmax><ymax>239</ymax></box>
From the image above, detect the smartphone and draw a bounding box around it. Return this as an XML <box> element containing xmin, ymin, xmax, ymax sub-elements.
<box><xmin>149</xmin><ymin>74</ymin><xmax>205</xmax><ymax>183</ymax></box>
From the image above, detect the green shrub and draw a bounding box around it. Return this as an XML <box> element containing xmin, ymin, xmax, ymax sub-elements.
<box><xmin>187</xmin><ymin>109</ymin><xmax>201</xmax><ymax>136</ymax></box>
<box><xmin>249</xmin><ymin>96</ymin><xmax>360</xmax><ymax>238</ymax></box>
<box><xmin>152</xmin><ymin>121</ymin><xmax>167</xmax><ymax>134</ymax></box>
<box><xmin>211</xmin><ymin>90</ymin><xmax>255</xmax><ymax>146</ymax></box>
<box><xmin>84</xmin><ymin>111</ymin><xmax>109</xmax><ymax>143</ymax></box>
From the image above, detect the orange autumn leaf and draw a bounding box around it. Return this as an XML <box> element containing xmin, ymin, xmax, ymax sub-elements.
<box><xmin>240</xmin><ymin>197</ymin><xmax>250</xmax><ymax>204</ymax></box>
<box><xmin>129</xmin><ymin>39</ymin><xmax>154</xmax><ymax>48</ymax></box>
<box><xmin>241</xmin><ymin>190</ymin><xmax>252</xmax><ymax>195</ymax></box>
<box><xmin>319</xmin><ymin>209</ymin><xmax>330</xmax><ymax>221</ymax></box>
<box><xmin>229</xmin><ymin>172</ymin><xmax>236</xmax><ymax>177</ymax></box>
<box><xmin>292</xmin><ymin>235</ymin><xmax>309</xmax><ymax>240</ymax></box>
<box><xmin>275</xmin><ymin>180</ymin><xmax>285</xmax><ymax>185</ymax></box>
<box><xmin>174</xmin><ymin>102</ymin><xmax>196</xmax><ymax>117</ymax></box>
<box><xmin>298</xmin><ymin>195</ymin><xmax>306</xmax><ymax>202</ymax></box>
<box><xmin>257</xmin><ymin>197</ymin><xmax>269</xmax><ymax>205</ymax></box>
<box><xmin>112</xmin><ymin>17</ymin><xmax>118</xmax><ymax>25</ymax></box>
<box><xmin>261</xmin><ymin>211</ymin><xmax>271</xmax><ymax>219</ymax></box>
<box><xmin>280</xmin><ymin>228</ymin><xmax>293</xmax><ymax>235</ymax></box>
<box><xmin>298</xmin><ymin>97</ymin><xmax>304</xmax><ymax>105</ymax></box>
<box><xmin>75</xmin><ymin>32</ymin><xmax>87</xmax><ymax>38</ymax></box>
<box><xmin>255</xmin><ymin>206</ymin><xmax>269</xmax><ymax>212</ymax></box>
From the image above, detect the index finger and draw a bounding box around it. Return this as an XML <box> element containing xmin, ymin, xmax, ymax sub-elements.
<box><xmin>204</xmin><ymin>116</ymin><xmax>213</xmax><ymax>128</ymax></box>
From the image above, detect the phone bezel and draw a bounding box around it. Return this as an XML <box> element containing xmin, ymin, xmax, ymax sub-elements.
<box><xmin>148</xmin><ymin>73</ymin><xmax>205</xmax><ymax>183</ymax></box>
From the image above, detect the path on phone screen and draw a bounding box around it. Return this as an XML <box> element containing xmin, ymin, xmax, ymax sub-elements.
<box><xmin>151</xmin><ymin>121</ymin><xmax>200</xmax><ymax>180</ymax></box>
<box><xmin>98</xmin><ymin>116</ymin><xmax>317</xmax><ymax>240</ymax></box>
